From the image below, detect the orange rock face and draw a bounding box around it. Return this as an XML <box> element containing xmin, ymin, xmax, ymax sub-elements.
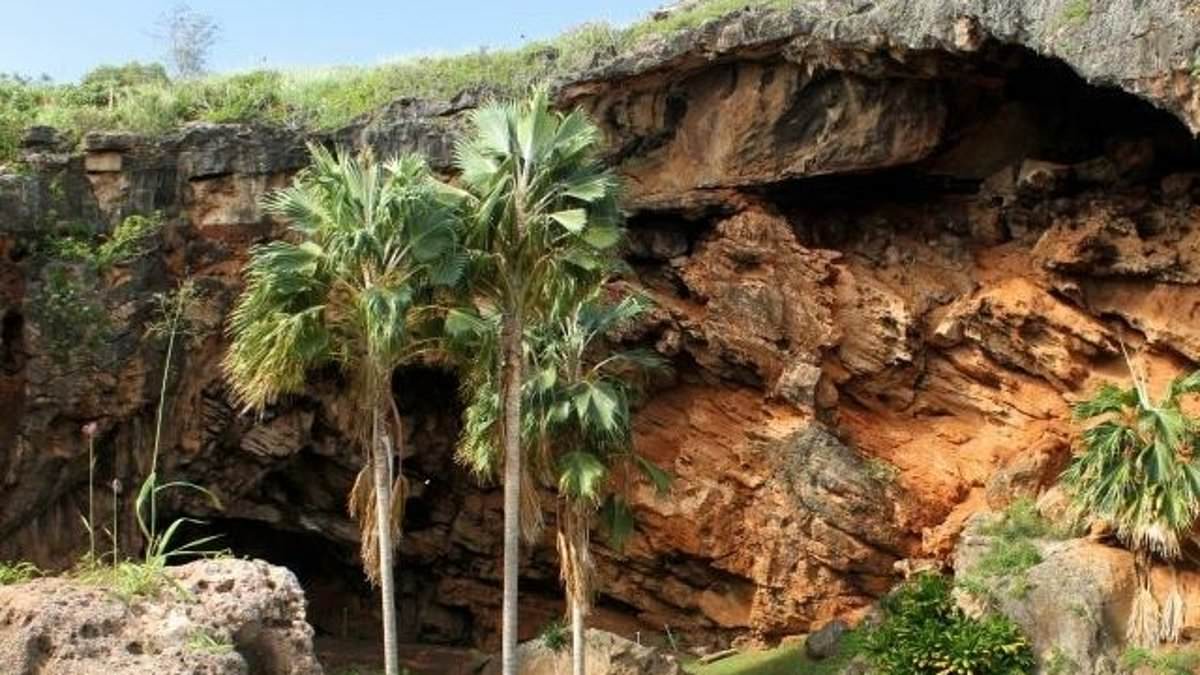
<box><xmin>5</xmin><ymin>14</ymin><xmax>1200</xmax><ymax>650</ymax></box>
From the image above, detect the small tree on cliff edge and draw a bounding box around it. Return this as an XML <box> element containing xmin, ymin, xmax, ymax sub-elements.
<box><xmin>154</xmin><ymin>3</ymin><xmax>219</xmax><ymax>78</ymax></box>
<box><xmin>447</xmin><ymin>87</ymin><xmax>623</xmax><ymax>675</ymax></box>
<box><xmin>1061</xmin><ymin>354</ymin><xmax>1200</xmax><ymax>647</ymax></box>
<box><xmin>223</xmin><ymin>145</ymin><xmax>462</xmax><ymax>675</ymax></box>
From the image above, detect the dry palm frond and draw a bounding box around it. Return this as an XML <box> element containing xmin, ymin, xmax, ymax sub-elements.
<box><xmin>520</xmin><ymin>461</ymin><xmax>545</xmax><ymax>544</ymax></box>
<box><xmin>1128</xmin><ymin>583</ymin><xmax>1162</xmax><ymax>648</ymax></box>
<box><xmin>347</xmin><ymin>465</ymin><xmax>381</xmax><ymax>584</ymax></box>
<box><xmin>347</xmin><ymin>455</ymin><xmax>406</xmax><ymax>586</ymax></box>
<box><xmin>556</xmin><ymin>501</ymin><xmax>595</xmax><ymax>616</ymax></box>
<box><xmin>1160</xmin><ymin>568</ymin><xmax>1184</xmax><ymax>644</ymax></box>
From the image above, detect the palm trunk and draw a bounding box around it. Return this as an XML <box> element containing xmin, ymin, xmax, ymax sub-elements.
<box><xmin>501</xmin><ymin>312</ymin><xmax>523</xmax><ymax>675</ymax></box>
<box><xmin>572</xmin><ymin>594</ymin><xmax>585</xmax><ymax>675</ymax></box>
<box><xmin>563</xmin><ymin>503</ymin><xmax>588</xmax><ymax>675</ymax></box>
<box><xmin>373</xmin><ymin>406</ymin><xmax>400</xmax><ymax>675</ymax></box>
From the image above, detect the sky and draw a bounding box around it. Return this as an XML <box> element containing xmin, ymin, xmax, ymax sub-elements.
<box><xmin>1</xmin><ymin>1</ymin><xmax>664</xmax><ymax>82</ymax></box>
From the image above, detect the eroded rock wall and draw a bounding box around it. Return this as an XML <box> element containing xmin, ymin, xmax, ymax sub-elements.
<box><xmin>5</xmin><ymin>2</ymin><xmax>1200</xmax><ymax>650</ymax></box>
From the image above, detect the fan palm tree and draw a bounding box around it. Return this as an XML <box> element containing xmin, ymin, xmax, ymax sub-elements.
<box><xmin>449</xmin><ymin>290</ymin><xmax>670</xmax><ymax>675</ymax></box>
<box><xmin>535</xmin><ymin>290</ymin><xmax>670</xmax><ymax>675</ymax></box>
<box><xmin>222</xmin><ymin>144</ymin><xmax>462</xmax><ymax>675</ymax></box>
<box><xmin>1061</xmin><ymin>354</ymin><xmax>1200</xmax><ymax>647</ymax></box>
<box><xmin>448</xmin><ymin>87</ymin><xmax>622</xmax><ymax>675</ymax></box>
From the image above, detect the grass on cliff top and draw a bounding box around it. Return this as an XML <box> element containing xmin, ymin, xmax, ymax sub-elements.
<box><xmin>0</xmin><ymin>0</ymin><xmax>796</xmax><ymax>164</ymax></box>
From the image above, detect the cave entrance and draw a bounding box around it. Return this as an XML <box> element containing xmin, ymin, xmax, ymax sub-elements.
<box><xmin>191</xmin><ymin>518</ymin><xmax>381</xmax><ymax>642</ymax></box>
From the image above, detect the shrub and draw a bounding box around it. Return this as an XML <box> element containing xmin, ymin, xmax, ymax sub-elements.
<box><xmin>861</xmin><ymin>574</ymin><xmax>1034</xmax><ymax>675</ymax></box>
<box><xmin>0</xmin><ymin>74</ymin><xmax>45</xmax><ymax>163</ymax></box>
<box><xmin>538</xmin><ymin>618</ymin><xmax>569</xmax><ymax>652</ymax></box>
<box><xmin>94</xmin><ymin>212</ymin><xmax>162</xmax><ymax>269</ymax></box>
<box><xmin>74</xmin><ymin>62</ymin><xmax>170</xmax><ymax>107</ymax></box>
<box><xmin>45</xmin><ymin>212</ymin><xmax>162</xmax><ymax>270</ymax></box>
<box><xmin>0</xmin><ymin>560</ymin><xmax>40</xmax><ymax>585</ymax></box>
<box><xmin>197</xmin><ymin>71</ymin><xmax>283</xmax><ymax>124</ymax></box>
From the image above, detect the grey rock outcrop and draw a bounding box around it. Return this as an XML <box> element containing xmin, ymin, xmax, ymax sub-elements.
<box><xmin>481</xmin><ymin>628</ymin><xmax>683</xmax><ymax>675</ymax></box>
<box><xmin>953</xmin><ymin>514</ymin><xmax>1200</xmax><ymax>674</ymax></box>
<box><xmin>0</xmin><ymin>558</ymin><xmax>322</xmax><ymax>675</ymax></box>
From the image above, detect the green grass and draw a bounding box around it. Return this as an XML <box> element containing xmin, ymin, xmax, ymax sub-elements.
<box><xmin>0</xmin><ymin>0</ymin><xmax>800</xmax><ymax>163</ymax></box>
<box><xmin>1121</xmin><ymin>646</ymin><xmax>1200</xmax><ymax>675</ymax></box>
<box><xmin>971</xmin><ymin>538</ymin><xmax>1042</xmax><ymax>579</ymax></box>
<box><xmin>979</xmin><ymin>497</ymin><xmax>1058</xmax><ymax>540</ymax></box>
<box><xmin>683</xmin><ymin>639</ymin><xmax>859</xmax><ymax>675</ymax></box>
<box><xmin>186</xmin><ymin>629</ymin><xmax>234</xmax><ymax>656</ymax></box>
<box><xmin>74</xmin><ymin>558</ymin><xmax>187</xmax><ymax>603</ymax></box>
<box><xmin>958</xmin><ymin>498</ymin><xmax>1060</xmax><ymax>600</ymax></box>
<box><xmin>1060</xmin><ymin>0</ymin><xmax>1091</xmax><ymax>25</ymax></box>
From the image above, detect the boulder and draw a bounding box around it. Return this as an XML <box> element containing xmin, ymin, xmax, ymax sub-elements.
<box><xmin>481</xmin><ymin>628</ymin><xmax>682</xmax><ymax>675</ymax></box>
<box><xmin>805</xmin><ymin>619</ymin><xmax>848</xmax><ymax>660</ymax></box>
<box><xmin>0</xmin><ymin>558</ymin><xmax>322</xmax><ymax>675</ymax></box>
<box><xmin>953</xmin><ymin>515</ymin><xmax>1200</xmax><ymax>674</ymax></box>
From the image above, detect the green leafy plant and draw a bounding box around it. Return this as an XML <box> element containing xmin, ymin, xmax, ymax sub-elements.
<box><xmin>137</xmin><ymin>279</ymin><xmax>221</xmax><ymax>567</ymax></box>
<box><xmin>969</xmin><ymin>539</ymin><xmax>1042</xmax><ymax>599</ymax></box>
<box><xmin>540</xmin><ymin>292</ymin><xmax>669</xmax><ymax>675</ymax></box>
<box><xmin>861</xmin><ymin>574</ymin><xmax>1034</xmax><ymax>675</ymax></box>
<box><xmin>539</xmin><ymin>618</ymin><xmax>569</xmax><ymax>653</ymax></box>
<box><xmin>74</xmin><ymin>62</ymin><xmax>170</xmax><ymax>108</ymax></box>
<box><xmin>1059</xmin><ymin>359</ymin><xmax>1200</xmax><ymax>646</ymax></box>
<box><xmin>449</xmin><ymin>289</ymin><xmax>669</xmax><ymax>675</ymax></box>
<box><xmin>73</xmin><ymin>279</ymin><xmax>222</xmax><ymax>603</ymax></box>
<box><xmin>0</xmin><ymin>560</ymin><xmax>40</xmax><ymax>585</ymax></box>
<box><xmin>47</xmin><ymin>212</ymin><xmax>162</xmax><ymax>271</ymax></box>
<box><xmin>94</xmin><ymin>213</ymin><xmax>162</xmax><ymax>269</ymax></box>
<box><xmin>76</xmin><ymin>558</ymin><xmax>177</xmax><ymax>601</ymax></box>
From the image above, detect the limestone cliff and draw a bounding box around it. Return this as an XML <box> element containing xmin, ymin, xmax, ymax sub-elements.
<box><xmin>5</xmin><ymin>0</ymin><xmax>1200</xmax><ymax>650</ymax></box>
